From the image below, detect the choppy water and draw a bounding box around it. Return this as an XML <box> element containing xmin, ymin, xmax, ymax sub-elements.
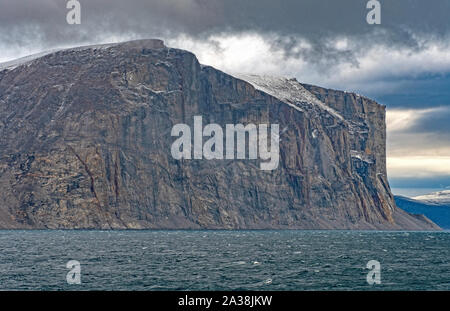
<box><xmin>0</xmin><ymin>230</ymin><xmax>448</xmax><ymax>290</ymax></box>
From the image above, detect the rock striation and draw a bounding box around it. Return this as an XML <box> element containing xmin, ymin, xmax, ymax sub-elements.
<box><xmin>0</xmin><ymin>39</ymin><xmax>440</xmax><ymax>229</ymax></box>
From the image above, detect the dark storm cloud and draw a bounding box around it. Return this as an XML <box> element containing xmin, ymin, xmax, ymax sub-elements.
<box><xmin>405</xmin><ymin>107</ymin><xmax>450</xmax><ymax>135</ymax></box>
<box><xmin>1</xmin><ymin>0</ymin><xmax>449</xmax><ymax>51</ymax></box>
<box><xmin>0</xmin><ymin>0</ymin><xmax>221</xmax><ymax>42</ymax></box>
<box><xmin>213</xmin><ymin>0</ymin><xmax>450</xmax><ymax>52</ymax></box>
<box><xmin>370</xmin><ymin>74</ymin><xmax>450</xmax><ymax>109</ymax></box>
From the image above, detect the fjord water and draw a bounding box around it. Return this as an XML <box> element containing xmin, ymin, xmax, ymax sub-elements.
<box><xmin>0</xmin><ymin>230</ymin><xmax>448</xmax><ymax>290</ymax></box>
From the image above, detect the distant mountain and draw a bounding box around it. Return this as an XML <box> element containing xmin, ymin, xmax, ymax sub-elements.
<box><xmin>413</xmin><ymin>190</ymin><xmax>450</xmax><ymax>205</ymax></box>
<box><xmin>395</xmin><ymin>195</ymin><xmax>450</xmax><ymax>229</ymax></box>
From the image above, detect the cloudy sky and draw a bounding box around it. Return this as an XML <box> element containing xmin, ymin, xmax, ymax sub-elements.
<box><xmin>1</xmin><ymin>0</ymin><xmax>449</xmax><ymax>195</ymax></box>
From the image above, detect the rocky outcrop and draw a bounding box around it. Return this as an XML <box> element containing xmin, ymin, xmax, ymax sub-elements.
<box><xmin>0</xmin><ymin>39</ymin><xmax>440</xmax><ymax>229</ymax></box>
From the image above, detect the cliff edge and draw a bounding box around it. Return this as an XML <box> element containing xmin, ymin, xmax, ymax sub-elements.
<box><xmin>0</xmin><ymin>39</ymin><xmax>440</xmax><ymax>230</ymax></box>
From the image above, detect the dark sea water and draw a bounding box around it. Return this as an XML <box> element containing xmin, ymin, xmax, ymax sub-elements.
<box><xmin>0</xmin><ymin>230</ymin><xmax>448</xmax><ymax>291</ymax></box>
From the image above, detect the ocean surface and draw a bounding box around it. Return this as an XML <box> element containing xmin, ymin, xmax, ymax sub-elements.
<box><xmin>0</xmin><ymin>230</ymin><xmax>448</xmax><ymax>291</ymax></box>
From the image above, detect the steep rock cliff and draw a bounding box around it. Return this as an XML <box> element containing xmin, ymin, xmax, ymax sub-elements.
<box><xmin>0</xmin><ymin>39</ymin><xmax>439</xmax><ymax>229</ymax></box>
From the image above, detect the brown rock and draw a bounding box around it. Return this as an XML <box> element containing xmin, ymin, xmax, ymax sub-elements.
<box><xmin>0</xmin><ymin>39</ymin><xmax>440</xmax><ymax>230</ymax></box>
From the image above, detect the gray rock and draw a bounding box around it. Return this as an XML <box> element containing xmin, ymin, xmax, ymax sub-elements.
<box><xmin>0</xmin><ymin>39</ymin><xmax>440</xmax><ymax>230</ymax></box>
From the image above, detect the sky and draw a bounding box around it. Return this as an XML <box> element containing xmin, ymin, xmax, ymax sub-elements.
<box><xmin>0</xmin><ymin>0</ymin><xmax>449</xmax><ymax>195</ymax></box>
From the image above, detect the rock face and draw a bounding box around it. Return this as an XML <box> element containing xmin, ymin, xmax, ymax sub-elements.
<box><xmin>0</xmin><ymin>39</ymin><xmax>440</xmax><ymax>229</ymax></box>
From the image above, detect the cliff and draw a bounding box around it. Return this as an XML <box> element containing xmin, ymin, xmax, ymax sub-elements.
<box><xmin>0</xmin><ymin>39</ymin><xmax>439</xmax><ymax>229</ymax></box>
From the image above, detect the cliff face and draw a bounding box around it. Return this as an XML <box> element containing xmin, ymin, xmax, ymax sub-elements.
<box><xmin>0</xmin><ymin>39</ymin><xmax>439</xmax><ymax>229</ymax></box>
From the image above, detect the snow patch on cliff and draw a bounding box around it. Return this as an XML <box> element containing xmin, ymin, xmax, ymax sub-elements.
<box><xmin>235</xmin><ymin>74</ymin><xmax>345</xmax><ymax>122</ymax></box>
<box><xmin>0</xmin><ymin>43</ymin><xmax>121</xmax><ymax>71</ymax></box>
<box><xmin>350</xmin><ymin>150</ymin><xmax>374</xmax><ymax>164</ymax></box>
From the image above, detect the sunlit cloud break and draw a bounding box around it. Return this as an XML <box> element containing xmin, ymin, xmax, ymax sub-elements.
<box><xmin>387</xmin><ymin>156</ymin><xmax>450</xmax><ymax>178</ymax></box>
<box><xmin>386</xmin><ymin>107</ymin><xmax>450</xmax><ymax>178</ymax></box>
